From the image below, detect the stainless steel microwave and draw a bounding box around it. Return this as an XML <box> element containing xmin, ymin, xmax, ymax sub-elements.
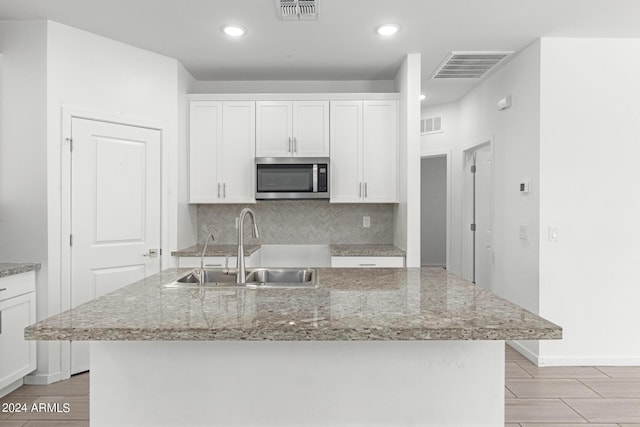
<box><xmin>255</xmin><ymin>157</ymin><xmax>329</xmax><ymax>200</ymax></box>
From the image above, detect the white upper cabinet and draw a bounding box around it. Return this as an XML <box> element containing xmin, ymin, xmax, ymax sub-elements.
<box><xmin>189</xmin><ymin>100</ymin><xmax>256</xmax><ymax>204</ymax></box>
<box><xmin>362</xmin><ymin>100</ymin><xmax>398</xmax><ymax>203</ymax></box>
<box><xmin>330</xmin><ymin>99</ymin><xmax>398</xmax><ymax>203</ymax></box>
<box><xmin>256</xmin><ymin>100</ymin><xmax>329</xmax><ymax>157</ymax></box>
<box><xmin>329</xmin><ymin>101</ymin><xmax>363</xmax><ymax>202</ymax></box>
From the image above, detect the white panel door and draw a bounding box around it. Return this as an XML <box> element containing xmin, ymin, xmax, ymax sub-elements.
<box><xmin>70</xmin><ymin>118</ymin><xmax>161</xmax><ymax>374</ymax></box>
<box><xmin>220</xmin><ymin>101</ymin><xmax>256</xmax><ymax>203</ymax></box>
<box><xmin>256</xmin><ymin>101</ymin><xmax>293</xmax><ymax>157</ymax></box>
<box><xmin>330</xmin><ymin>101</ymin><xmax>363</xmax><ymax>203</ymax></box>
<box><xmin>293</xmin><ymin>101</ymin><xmax>329</xmax><ymax>157</ymax></box>
<box><xmin>363</xmin><ymin>100</ymin><xmax>398</xmax><ymax>203</ymax></box>
<box><xmin>189</xmin><ymin>101</ymin><xmax>222</xmax><ymax>203</ymax></box>
<box><xmin>474</xmin><ymin>148</ymin><xmax>492</xmax><ymax>290</ymax></box>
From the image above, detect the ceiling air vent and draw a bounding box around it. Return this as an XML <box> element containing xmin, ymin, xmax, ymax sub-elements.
<box><xmin>275</xmin><ymin>0</ymin><xmax>319</xmax><ymax>20</ymax></box>
<box><xmin>432</xmin><ymin>51</ymin><xmax>513</xmax><ymax>79</ymax></box>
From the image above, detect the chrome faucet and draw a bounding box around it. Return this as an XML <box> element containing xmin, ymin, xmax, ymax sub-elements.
<box><xmin>199</xmin><ymin>233</ymin><xmax>215</xmax><ymax>284</ymax></box>
<box><xmin>236</xmin><ymin>208</ymin><xmax>259</xmax><ymax>284</ymax></box>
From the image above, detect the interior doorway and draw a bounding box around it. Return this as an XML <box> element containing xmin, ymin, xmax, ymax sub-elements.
<box><xmin>67</xmin><ymin>117</ymin><xmax>162</xmax><ymax>374</ymax></box>
<box><xmin>420</xmin><ymin>156</ymin><xmax>447</xmax><ymax>267</ymax></box>
<box><xmin>463</xmin><ymin>142</ymin><xmax>492</xmax><ymax>289</ymax></box>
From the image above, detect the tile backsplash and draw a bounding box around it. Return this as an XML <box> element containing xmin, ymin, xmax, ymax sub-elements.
<box><xmin>197</xmin><ymin>201</ymin><xmax>394</xmax><ymax>245</ymax></box>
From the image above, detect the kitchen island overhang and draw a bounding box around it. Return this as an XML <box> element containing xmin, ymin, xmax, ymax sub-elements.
<box><xmin>26</xmin><ymin>268</ymin><xmax>561</xmax><ymax>426</ymax></box>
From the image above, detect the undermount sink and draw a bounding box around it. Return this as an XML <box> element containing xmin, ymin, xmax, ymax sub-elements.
<box><xmin>163</xmin><ymin>268</ymin><xmax>317</xmax><ymax>289</ymax></box>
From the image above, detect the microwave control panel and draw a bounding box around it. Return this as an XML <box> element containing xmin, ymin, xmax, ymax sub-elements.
<box><xmin>318</xmin><ymin>164</ymin><xmax>328</xmax><ymax>192</ymax></box>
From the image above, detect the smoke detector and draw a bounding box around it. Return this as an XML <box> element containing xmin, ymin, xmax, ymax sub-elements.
<box><xmin>432</xmin><ymin>51</ymin><xmax>513</xmax><ymax>79</ymax></box>
<box><xmin>275</xmin><ymin>0</ymin><xmax>319</xmax><ymax>20</ymax></box>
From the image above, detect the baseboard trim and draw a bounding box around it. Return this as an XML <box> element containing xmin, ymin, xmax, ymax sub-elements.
<box><xmin>537</xmin><ymin>356</ymin><xmax>640</xmax><ymax>367</ymax></box>
<box><xmin>0</xmin><ymin>378</ymin><xmax>24</xmax><ymax>398</ymax></box>
<box><xmin>508</xmin><ymin>340</ymin><xmax>640</xmax><ymax>366</ymax></box>
<box><xmin>507</xmin><ymin>340</ymin><xmax>540</xmax><ymax>365</ymax></box>
<box><xmin>24</xmin><ymin>371</ymin><xmax>63</xmax><ymax>385</ymax></box>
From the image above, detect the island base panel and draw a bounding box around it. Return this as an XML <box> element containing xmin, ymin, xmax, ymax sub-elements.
<box><xmin>91</xmin><ymin>340</ymin><xmax>504</xmax><ymax>426</ymax></box>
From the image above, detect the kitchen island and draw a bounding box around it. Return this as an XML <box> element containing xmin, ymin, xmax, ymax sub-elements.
<box><xmin>26</xmin><ymin>267</ymin><xmax>561</xmax><ymax>426</ymax></box>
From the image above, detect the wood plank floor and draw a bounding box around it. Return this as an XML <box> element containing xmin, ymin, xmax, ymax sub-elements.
<box><xmin>1</xmin><ymin>345</ymin><xmax>639</xmax><ymax>426</ymax></box>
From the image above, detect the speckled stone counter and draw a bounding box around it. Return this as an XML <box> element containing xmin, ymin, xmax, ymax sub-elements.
<box><xmin>329</xmin><ymin>244</ymin><xmax>406</xmax><ymax>257</ymax></box>
<box><xmin>171</xmin><ymin>244</ymin><xmax>260</xmax><ymax>257</ymax></box>
<box><xmin>0</xmin><ymin>262</ymin><xmax>40</xmax><ymax>279</ymax></box>
<box><xmin>25</xmin><ymin>267</ymin><xmax>561</xmax><ymax>341</ymax></box>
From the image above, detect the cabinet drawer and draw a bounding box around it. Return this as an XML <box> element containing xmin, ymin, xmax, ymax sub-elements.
<box><xmin>330</xmin><ymin>256</ymin><xmax>405</xmax><ymax>268</ymax></box>
<box><xmin>177</xmin><ymin>251</ymin><xmax>260</xmax><ymax>269</ymax></box>
<box><xmin>0</xmin><ymin>271</ymin><xmax>36</xmax><ymax>302</ymax></box>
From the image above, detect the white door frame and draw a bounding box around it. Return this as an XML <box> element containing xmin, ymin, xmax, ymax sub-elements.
<box><xmin>60</xmin><ymin>106</ymin><xmax>169</xmax><ymax>379</ymax></box>
<box><xmin>419</xmin><ymin>148</ymin><xmax>452</xmax><ymax>271</ymax></box>
<box><xmin>462</xmin><ymin>138</ymin><xmax>493</xmax><ymax>284</ymax></box>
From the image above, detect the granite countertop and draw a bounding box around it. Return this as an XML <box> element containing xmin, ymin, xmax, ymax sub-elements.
<box><xmin>0</xmin><ymin>262</ymin><xmax>41</xmax><ymax>279</ymax></box>
<box><xmin>25</xmin><ymin>267</ymin><xmax>561</xmax><ymax>342</ymax></box>
<box><xmin>330</xmin><ymin>244</ymin><xmax>406</xmax><ymax>257</ymax></box>
<box><xmin>171</xmin><ymin>244</ymin><xmax>260</xmax><ymax>257</ymax></box>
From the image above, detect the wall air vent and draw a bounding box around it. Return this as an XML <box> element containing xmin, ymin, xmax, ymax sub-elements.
<box><xmin>275</xmin><ymin>0</ymin><xmax>319</xmax><ymax>20</ymax></box>
<box><xmin>432</xmin><ymin>51</ymin><xmax>513</xmax><ymax>79</ymax></box>
<box><xmin>421</xmin><ymin>116</ymin><xmax>443</xmax><ymax>135</ymax></box>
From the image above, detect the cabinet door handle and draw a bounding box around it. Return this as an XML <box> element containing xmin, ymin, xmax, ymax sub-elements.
<box><xmin>223</xmin><ymin>183</ymin><xmax>227</xmax><ymax>198</ymax></box>
<box><xmin>365</xmin><ymin>182</ymin><xmax>368</xmax><ymax>198</ymax></box>
<box><xmin>359</xmin><ymin>182</ymin><xmax>362</xmax><ymax>197</ymax></box>
<box><xmin>204</xmin><ymin>264</ymin><xmax>223</xmax><ymax>267</ymax></box>
<box><xmin>0</xmin><ymin>288</ymin><xmax>6</xmax><ymax>292</ymax></box>
<box><xmin>288</xmin><ymin>137</ymin><xmax>292</xmax><ymax>152</ymax></box>
<box><xmin>217</xmin><ymin>183</ymin><xmax>221</xmax><ymax>198</ymax></box>
<box><xmin>293</xmin><ymin>137</ymin><xmax>297</xmax><ymax>153</ymax></box>
<box><xmin>358</xmin><ymin>263</ymin><xmax>377</xmax><ymax>267</ymax></box>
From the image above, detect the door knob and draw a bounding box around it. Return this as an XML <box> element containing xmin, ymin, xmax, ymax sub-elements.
<box><xmin>143</xmin><ymin>249</ymin><xmax>159</xmax><ymax>257</ymax></box>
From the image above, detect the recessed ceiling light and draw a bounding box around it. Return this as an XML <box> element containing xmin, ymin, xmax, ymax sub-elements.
<box><xmin>222</xmin><ymin>25</ymin><xmax>246</xmax><ymax>37</ymax></box>
<box><xmin>376</xmin><ymin>24</ymin><xmax>399</xmax><ymax>36</ymax></box>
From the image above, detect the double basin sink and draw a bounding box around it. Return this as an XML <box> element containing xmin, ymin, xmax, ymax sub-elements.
<box><xmin>164</xmin><ymin>268</ymin><xmax>317</xmax><ymax>289</ymax></box>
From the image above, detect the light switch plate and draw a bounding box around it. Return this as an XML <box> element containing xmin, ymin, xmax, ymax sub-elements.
<box><xmin>519</xmin><ymin>224</ymin><xmax>528</xmax><ymax>240</ymax></box>
<box><xmin>363</xmin><ymin>216</ymin><xmax>370</xmax><ymax>228</ymax></box>
<box><xmin>549</xmin><ymin>227</ymin><xmax>559</xmax><ymax>242</ymax></box>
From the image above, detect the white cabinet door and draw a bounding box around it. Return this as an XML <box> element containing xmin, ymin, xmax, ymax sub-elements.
<box><xmin>189</xmin><ymin>101</ymin><xmax>222</xmax><ymax>203</ymax></box>
<box><xmin>330</xmin><ymin>100</ymin><xmax>398</xmax><ymax>203</ymax></box>
<box><xmin>190</xmin><ymin>101</ymin><xmax>256</xmax><ymax>204</ymax></box>
<box><xmin>330</xmin><ymin>101</ymin><xmax>363</xmax><ymax>202</ymax></box>
<box><xmin>0</xmin><ymin>272</ymin><xmax>36</xmax><ymax>390</ymax></box>
<box><xmin>293</xmin><ymin>101</ymin><xmax>330</xmax><ymax>157</ymax></box>
<box><xmin>256</xmin><ymin>101</ymin><xmax>293</xmax><ymax>157</ymax></box>
<box><xmin>220</xmin><ymin>101</ymin><xmax>256</xmax><ymax>203</ymax></box>
<box><xmin>363</xmin><ymin>100</ymin><xmax>398</xmax><ymax>203</ymax></box>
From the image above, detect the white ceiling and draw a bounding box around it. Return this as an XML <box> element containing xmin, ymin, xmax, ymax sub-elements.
<box><xmin>1</xmin><ymin>0</ymin><xmax>640</xmax><ymax>106</ymax></box>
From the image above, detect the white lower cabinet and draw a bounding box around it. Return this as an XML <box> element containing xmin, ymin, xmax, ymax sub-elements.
<box><xmin>0</xmin><ymin>271</ymin><xmax>37</xmax><ymax>393</ymax></box>
<box><xmin>330</xmin><ymin>256</ymin><xmax>405</xmax><ymax>268</ymax></box>
<box><xmin>177</xmin><ymin>251</ymin><xmax>261</xmax><ymax>269</ymax></box>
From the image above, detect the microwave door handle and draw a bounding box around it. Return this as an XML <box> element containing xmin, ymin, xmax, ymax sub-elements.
<box><xmin>313</xmin><ymin>164</ymin><xmax>318</xmax><ymax>192</ymax></box>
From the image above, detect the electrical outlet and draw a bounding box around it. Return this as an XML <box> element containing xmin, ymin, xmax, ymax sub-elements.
<box><xmin>363</xmin><ymin>216</ymin><xmax>370</xmax><ymax>228</ymax></box>
<box><xmin>235</xmin><ymin>217</ymin><xmax>239</xmax><ymax>229</ymax></box>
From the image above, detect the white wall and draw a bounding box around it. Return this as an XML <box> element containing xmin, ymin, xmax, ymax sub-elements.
<box><xmin>0</xmin><ymin>19</ymin><xmax>50</xmax><ymax>376</ymax></box>
<box><xmin>538</xmin><ymin>38</ymin><xmax>640</xmax><ymax>365</ymax></box>
<box><xmin>177</xmin><ymin>64</ymin><xmax>197</xmax><ymax>249</ymax></box>
<box><xmin>393</xmin><ymin>54</ymin><xmax>421</xmax><ymax>267</ymax></box>
<box><xmin>17</xmin><ymin>20</ymin><xmax>186</xmax><ymax>382</ymax></box>
<box><xmin>421</xmin><ymin>41</ymin><xmax>542</xmax><ymax>357</ymax></box>
<box><xmin>194</xmin><ymin>80</ymin><xmax>395</xmax><ymax>93</ymax></box>
<box><xmin>420</xmin><ymin>157</ymin><xmax>447</xmax><ymax>266</ymax></box>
